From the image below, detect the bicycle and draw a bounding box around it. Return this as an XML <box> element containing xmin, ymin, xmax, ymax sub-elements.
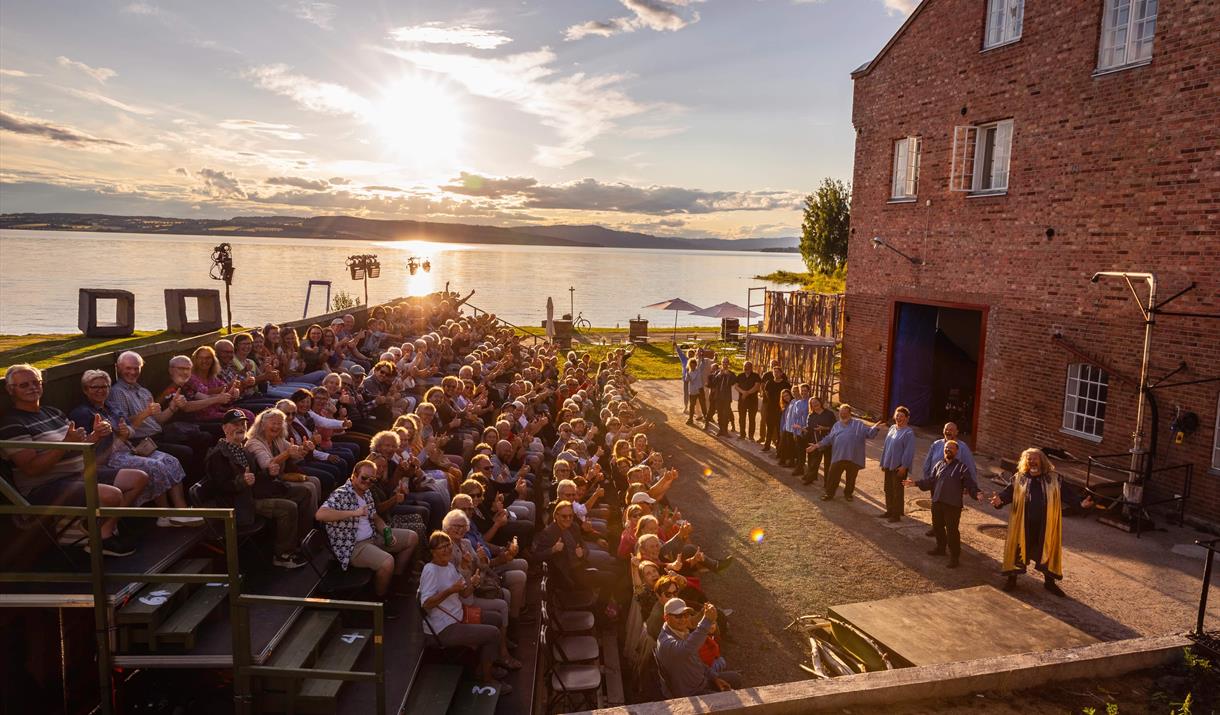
<box><xmin>572</xmin><ymin>312</ymin><xmax>593</xmax><ymax>333</ymax></box>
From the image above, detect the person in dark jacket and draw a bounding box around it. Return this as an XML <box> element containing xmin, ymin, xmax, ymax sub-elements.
<box><xmin>204</xmin><ymin>409</ymin><xmax>306</xmax><ymax>569</ymax></box>
<box><xmin>904</xmin><ymin>440</ymin><xmax>980</xmax><ymax>568</ymax></box>
<box><xmin>531</xmin><ymin>500</ymin><xmax>615</xmax><ymax>594</ymax></box>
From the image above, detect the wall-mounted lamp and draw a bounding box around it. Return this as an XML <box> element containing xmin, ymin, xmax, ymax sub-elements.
<box><xmin>870</xmin><ymin>236</ymin><xmax>924</xmax><ymax>265</ymax></box>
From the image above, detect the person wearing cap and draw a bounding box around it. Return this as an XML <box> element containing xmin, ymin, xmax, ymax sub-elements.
<box><xmin>203</xmin><ymin>409</ymin><xmax>307</xmax><ymax>568</ymax></box>
<box><xmin>655</xmin><ymin>599</ymin><xmax>741</xmax><ymax>697</ymax></box>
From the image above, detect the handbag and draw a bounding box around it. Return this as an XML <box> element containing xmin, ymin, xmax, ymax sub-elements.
<box><xmin>280</xmin><ymin>472</ymin><xmax>307</xmax><ymax>483</ymax></box>
<box><xmin>132</xmin><ymin>438</ymin><xmax>158</xmax><ymax>457</ymax></box>
<box><xmin>438</xmin><ymin>603</ymin><xmax>482</xmax><ymax>625</ymax></box>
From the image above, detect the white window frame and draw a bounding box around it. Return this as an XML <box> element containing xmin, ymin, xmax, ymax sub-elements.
<box><xmin>950</xmin><ymin>119</ymin><xmax>1013</xmax><ymax>194</ymax></box>
<box><xmin>1212</xmin><ymin>394</ymin><xmax>1220</xmax><ymax>473</ymax></box>
<box><xmin>1062</xmin><ymin>363</ymin><xmax>1109</xmax><ymax>442</ymax></box>
<box><xmin>890</xmin><ymin>137</ymin><xmax>920</xmax><ymax>200</ymax></box>
<box><xmin>984</xmin><ymin>0</ymin><xmax>1024</xmax><ymax>49</ymax></box>
<box><xmin>1097</xmin><ymin>0</ymin><xmax>1158</xmax><ymax>72</ymax></box>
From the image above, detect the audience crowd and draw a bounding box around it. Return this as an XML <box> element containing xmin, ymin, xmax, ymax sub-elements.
<box><xmin>2</xmin><ymin>290</ymin><xmax>751</xmax><ymax>700</ymax></box>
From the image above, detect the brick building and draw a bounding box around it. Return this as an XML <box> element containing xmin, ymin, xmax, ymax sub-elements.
<box><xmin>841</xmin><ymin>0</ymin><xmax>1219</xmax><ymax>522</ymax></box>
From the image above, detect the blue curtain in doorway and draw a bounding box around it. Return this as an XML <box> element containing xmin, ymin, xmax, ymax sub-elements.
<box><xmin>888</xmin><ymin>303</ymin><xmax>936</xmax><ymax>425</ymax></box>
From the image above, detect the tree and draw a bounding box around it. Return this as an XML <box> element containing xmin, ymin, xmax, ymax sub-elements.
<box><xmin>799</xmin><ymin>178</ymin><xmax>851</xmax><ymax>275</ymax></box>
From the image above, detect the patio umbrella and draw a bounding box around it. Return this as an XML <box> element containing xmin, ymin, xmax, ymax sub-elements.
<box><xmin>643</xmin><ymin>297</ymin><xmax>702</xmax><ymax>341</ymax></box>
<box><xmin>689</xmin><ymin>301</ymin><xmax>759</xmax><ymax>320</ymax></box>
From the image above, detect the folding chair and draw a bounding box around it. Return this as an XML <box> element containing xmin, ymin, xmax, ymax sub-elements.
<box><xmin>542</xmin><ymin>622</ymin><xmax>602</xmax><ymax>713</ymax></box>
<box><xmin>300</xmin><ymin>528</ymin><xmax>373</xmax><ymax>599</ymax></box>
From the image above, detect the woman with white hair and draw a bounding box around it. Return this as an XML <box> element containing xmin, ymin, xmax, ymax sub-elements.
<box><xmin>244</xmin><ymin>408</ymin><xmax>320</xmax><ymax>533</ymax></box>
<box><xmin>442</xmin><ymin>509</ymin><xmax>521</xmax><ymax>670</ymax></box>
<box><xmin>69</xmin><ymin>370</ymin><xmax>202</xmax><ymax>526</ymax></box>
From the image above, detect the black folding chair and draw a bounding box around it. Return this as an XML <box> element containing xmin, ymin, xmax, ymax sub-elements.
<box><xmin>300</xmin><ymin>528</ymin><xmax>373</xmax><ymax>599</ymax></box>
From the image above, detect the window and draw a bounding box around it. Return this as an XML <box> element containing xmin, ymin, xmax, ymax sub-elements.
<box><xmin>1098</xmin><ymin>0</ymin><xmax>1157</xmax><ymax>71</ymax></box>
<box><xmin>1212</xmin><ymin>395</ymin><xmax>1220</xmax><ymax>472</ymax></box>
<box><xmin>891</xmin><ymin>137</ymin><xmax>920</xmax><ymax>200</ymax></box>
<box><xmin>950</xmin><ymin>119</ymin><xmax>1013</xmax><ymax>193</ymax></box>
<box><xmin>984</xmin><ymin>0</ymin><xmax>1024</xmax><ymax>49</ymax></box>
<box><xmin>1062</xmin><ymin>363</ymin><xmax>1109</xmax><ymax>440</ymax></box>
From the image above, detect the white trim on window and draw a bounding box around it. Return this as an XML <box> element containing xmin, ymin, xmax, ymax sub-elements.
<box><xmin>1062</xmin><ymin>363</ymin><xmax>1109</xmax><ymax>441</ymax></box>
<box><xmin>890</xmin><ymin>137</ymin><xmax>920</xmax><ymax>200</ymax></box>
<box><xmin>1098</xmin><ymin>0</ymin><xmax>1158</xmax><ymax>72</ymax></box>
<box><xmin>951</xmin><ymin>120</ymin><xmax>1013</xmax><ymax>194</ymax></box>
<box><xmin>984</xmin><ymin>0</ymin><xmax>1024</xmax><ymax>49</ymax></box>
<box><xmin>1211</xmin><ymin>394</ymin><xmax>1220</xmax><ymax>473</ymax></box>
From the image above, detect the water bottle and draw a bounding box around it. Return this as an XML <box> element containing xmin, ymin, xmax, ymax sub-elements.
<box><xmin>383</xmin><ymin>526</ymin><xmax>393</xmax><ymax>547</ymax></box>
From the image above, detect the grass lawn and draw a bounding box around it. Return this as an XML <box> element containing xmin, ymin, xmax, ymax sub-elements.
<box><xmin>754</xmin><ymin>268</ymin><xmax>846</xmax><ymax>293</ymax></box>
<box><xmin>569</xmin><ymin>339</ymin><xmax>746</xmax><ymax>380</ymax></box>
<box><xmin>0</xmin><ymin>331</ymin><xmax>182</xmax><ymax>369</ymax></box>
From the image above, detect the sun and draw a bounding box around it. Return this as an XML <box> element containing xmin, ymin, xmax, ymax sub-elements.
<box><xmin>370</xmin><ymin>75</ymin><xmax>463</xmax><ymax>166</ymax></box>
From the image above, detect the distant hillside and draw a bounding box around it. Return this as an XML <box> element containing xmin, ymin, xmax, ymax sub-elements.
<box><xmin>0</xmin><ymin>213</ymin><xmax>798</xmax><ymax>251</ymax></box>
<box><xmin>513</xmin><ymin>224</ymin><xmax>799</xmax><ymax>251</ymax></box>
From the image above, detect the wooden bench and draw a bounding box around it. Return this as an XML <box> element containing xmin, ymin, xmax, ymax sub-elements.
<box><xmin>116</xmin><ymin>558</ymin><xmax>211</xmax><ymax>650</ymax></box>
<box><xmin>153</xmin><ymin>582</ymin><xmax>230</xmax><ymax>650</ymax></box>
<box><xmin>262</xmin><ymin>610</ymin><xmax>341</xmax><ymax>701</ymax></box>
<box><xmin>296</xmin><ymin>626</ymin><xmax>373</xmax><ymax>713</ymax></box>
<box><xmin>402</xmin><ymin>663</ymin><xmax>464</xmax><ymax>715</ymax></box>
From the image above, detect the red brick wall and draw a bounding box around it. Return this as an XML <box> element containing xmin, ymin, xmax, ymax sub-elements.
<box><xmin>843</xmin><ymin>0</ymin><xmax>1220</xmax><ymax>521</ymax></box>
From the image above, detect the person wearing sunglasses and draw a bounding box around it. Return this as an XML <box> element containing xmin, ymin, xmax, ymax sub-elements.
<box><xmin>316</xmin><ymin>460</ymin><xmax>419</xmax><ymax>617</ymax></box>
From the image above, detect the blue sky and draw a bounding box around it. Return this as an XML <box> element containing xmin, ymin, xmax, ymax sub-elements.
<box><xmin>0</xmin><ymin>0</ymin><xmax>914</xmax><ymax>238</ymax></box>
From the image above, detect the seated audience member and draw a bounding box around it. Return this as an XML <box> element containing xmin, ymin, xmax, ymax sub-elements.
<box><xmin>359</xmin><ymin>361</ymin><xmax>401</xmax><ymax>428</ymax></box>
<box><xmin>316</xmin><ymin>462</ymin><xmax>419</xmax><ymax>617</ymax></box>
<box><xmin>451</xmin><ymin>493</ymin><xmax>527</xmax><ymax>624</ymax></box>
<box><xmin>619</xmin><ymin>503</ymin><xmax>646</xmax><ymax>559</ymax></box>
<box><xmin>279</xmin><ymin>328</ymin><xmax>329</xmax><ymax>387</ymax></box>
<box><xmin>469</xmin><ymin>453</ymin><xmax>534</xmax><ymax>526</ymax></box>
<box><xmin>215</xmin><ymin>338</ymin><xmax>277</xmax><ymax>412</ymax></box>
<box><xmin>462</xmin><ymin>478</ymin><xmax>533</xmax><ymax>549</ymax></box>
<box><xmin>70</xmin><ymin>370</ymin><xmax>201</xmax><ymax>526</ymax></box>
<box><xmin>244</xmin><ymin>408</ymin><xmax>321</xmax><ymax>524</ymax></box>
<box><xmin>108</xmin><ymin>350</ymin><xmax>209</xmax><ymax>479</ymax></box>
<box><xmin>420</xmin><ymin>531</ymin><xmax>513</xmax><ymax>695</ymax></box>
<box><xmin>655</xmin><ymin>599</ymin><xmax>742</xmax><ymax>697</ymax></box>
<box><xmin>186</xmin><ymin>346</ymin><xmax>249</xmax><ymax>427</ymax></box>
<box><xmin>1</xmin><ymin>364</ymin><xmax>147</xmax><ymax>557</ymax></box>
<box><xmin>533</xmin><ymin>500</ymin><xmax>616</xmax><ymax>594</ymax></box>
<box><xmin>203</xmin><ymin>409</ymin><xmax>307</xmax><ymax>568</ymax></box>
<box><xmin>442</xmin><ymin>509</ymin><xmax>522</xmax><ymax>667</ymax></box>
<box><xmin>369</xmin><ymin>430</ymin><xmax>447</xmax><ymax>531</ymax></box>
<box><xmin>274</xmin><ymin>398</ymin><xmax>340</xmax><ymax>494</ymax></box>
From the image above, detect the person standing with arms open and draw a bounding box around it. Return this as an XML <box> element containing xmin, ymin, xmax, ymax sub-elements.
<box><xmin>990</xmin><ymin>448</ymin><xmax>1066</xmax><ymax>596</ymax></box>
<box><xmin>815</xmin><ymin>405</ymin><xmax>883</xmax><ymax>502</ymax></box>
<box><xmin>802</xmin><ymin>396</ymin><xmax>836</xmax><ymax>487</ymax></box>
<box><xmin>904</xmin><ymin>440</ymin><xmax>979</xmax><ymax>567</ymax></box>
<box><xmin>877</xmin><ymin>406</ymin><xmax>915</xmax><ymax>522</ymax></box>
<box><xmin>921</xmin><ymin>422</ymin><xmax>977</xmax><ymax>537</ymax></box>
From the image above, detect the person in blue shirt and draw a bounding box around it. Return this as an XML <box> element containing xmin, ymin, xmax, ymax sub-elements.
<box><xmin>815</xmin><ymin>404</ymin><xmax>884</xmax><ymax>501</ymax></box>
<box><xmin>904</xmin><ymin>440</ymin><xmax>980</xmax><ymax>567</ymax></box>
<box><xmin>920</xmin><ymin>421</ymin><xmax>977</xmax><ymax>537</ymax></box>
<box><xmin>878</xmin><ymin>407</ymin><xmax>916</xmax><ymax>522</ymax></box>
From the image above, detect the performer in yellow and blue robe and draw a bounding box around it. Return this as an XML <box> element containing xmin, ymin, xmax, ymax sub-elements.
<box><xmin>991</xmin><ymin>447</ymin><xmax>1065</xmax><ymax>597</ymax></box>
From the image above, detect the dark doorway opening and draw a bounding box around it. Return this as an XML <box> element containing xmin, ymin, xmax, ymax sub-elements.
<box><xmin>887</xmin><ymin>302</ymin><xmax>984</xmax><ymax>436</ymax></box>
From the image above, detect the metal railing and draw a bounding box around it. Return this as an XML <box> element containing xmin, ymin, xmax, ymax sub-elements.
<box><xmin>468</xmin><ymin>302</ymin><xmax>547</xmax><ymax>345</ymax></box>
<box><xmin>1084</xmin><ymin>452</ymin><xmax>1193</xmax><ymax>538</ymax></box>
<box><xmin>0</xmin><ymin>439</ymin><xmax>386</xmax><ymax>714</ymax></box>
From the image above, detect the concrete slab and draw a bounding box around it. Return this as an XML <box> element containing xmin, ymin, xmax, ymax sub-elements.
<box><xmin>829</xmin><ymin>586</ymin><xmax>1097</xmax><ymax>667</ymax></box>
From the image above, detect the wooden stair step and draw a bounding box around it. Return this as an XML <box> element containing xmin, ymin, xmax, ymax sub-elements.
<box><xmin>402</xmin><ymin>664</ymin><xmax>464</xmax><ymax>715</ymax></box>
<box><xmin>447</xmin><ymin>678</ymin><xmax>502</xmax><ymax>715</ymax></box>
<box><xmin>262</xmin><ymin>611</ymin><xmax>341</xmax><ymax>696</ymax></box>
<box><xmin>599</xmin><ymin>631</ymin><xmax>625</xmax><ymax>706</ymax></box>
<box><xmin>152</xmin><ymin>582</ymin><xmax>229</xmax><ymax>650</ymax></box>
<box><xmin>117</xmin><ymin>558</ymin><xmax>211</xmax><ymax>624</ymax></box>
<box><xmin>296</xmin><ymin>627</ymin><xmax>373</xmax><ymax>705</ymax></box>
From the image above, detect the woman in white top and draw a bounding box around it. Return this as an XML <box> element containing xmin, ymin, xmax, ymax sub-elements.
<box><xmin>419</xmin><ymin>532</ymin><xmax>513</xmax><ymax>695</ymax></box>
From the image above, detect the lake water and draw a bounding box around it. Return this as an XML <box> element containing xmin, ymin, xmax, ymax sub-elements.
<box><xmin>0</xmin><ymin>230</ymin><xmax>804</xmax><ymax>334</ymax></box>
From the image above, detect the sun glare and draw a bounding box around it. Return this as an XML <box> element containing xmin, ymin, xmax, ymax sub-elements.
<box><xmin>371</xmin><ymin>75</ymin><xmax>462</xmax><ymax>165</ymax></box>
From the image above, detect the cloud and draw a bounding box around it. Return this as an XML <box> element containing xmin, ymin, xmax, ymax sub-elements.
<box><xmin>328</xmin><ymin>176</ymin><xmax>350</xmax><ymax>185</ymax></box>
<box><xmin>0</xmin><ymin>69</ymin><xmax>38</xmax><ymax>78</ymax></box>
<box><xmin>56</xmin><ymin>56</ymin><xmax>117</xmax><ymax>83</ymax></box>
<box><xmin>218</xmin><ymin>118</ymin><xmax>307</xmax><ymax>140</ymax></box>
<box><xmin>66</xmin><ymin>88</ymin><xmax>156</xmax><ymax>115</ymax></box>
<box><xmin>266</xmin><ymin>175</ymin><xmax>329</xmax><ymax>190</ymax></box>
<box><xmin>292</xmin><ymin>2</ymin><xmax>337</xmax><ymax>29</ymax></box>
<box><xmin>383</xmin><ymin>47</ymin><xmax>648</xmax><ymax>166</ymax></box>
<box><xmin>245</xmin><ymin>64</ymin><xmax>370</xmax><ymax>117</ymax></box>
<box><xmin>389</xmin><ymin>23</ymin><xmax>512</xmax><ymax>49</ymax></box>
<box><xmin>881</xmin><ymin>0</ymin><xmax>919</xmax><ymax>15</ymax></box>
<box><xmin>565</xmin><ymin>0</ymin><xmax>701</xmax><ymax>41</ymax></box>
<box><xmin>121</xmin><ymin>2</ymin><xmax>162</xmax><ymax>16</ymax></box>
<box><xmin>0</xmin><ymin>112</ymin><xmax>129</xmax><ymax>147</ymax></box>
<box><xmin>363</xmin><ymin>185</ymin><xmax>403</xmax><ymax>192</ymax></box>
<box><xmin>441</xmin><ymin>171</ymin><xmax>539</xmax><ymax>198</ymax></box>
<box><xmin>439</xmin><ymin>173</ymin><xmax>802</xmax><ymax>215</ymax></box>
<box><xmin>193</xmin><ymin>167</ymin><xmax>248</xmax><ymax>199</ymax></box>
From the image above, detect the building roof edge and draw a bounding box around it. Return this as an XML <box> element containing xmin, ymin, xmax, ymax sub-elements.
<box><xmin>850</xmin><ymin>0</ymin><xmax>933</xmax><ymax>80</ymax></box>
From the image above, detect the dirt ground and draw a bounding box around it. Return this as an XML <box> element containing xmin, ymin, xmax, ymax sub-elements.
<box><xmin>631</xmin><ymin>379</ymin><xmax>1219</xmax><ymax>694</ymax></box>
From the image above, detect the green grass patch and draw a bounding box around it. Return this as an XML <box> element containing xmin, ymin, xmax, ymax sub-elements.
<box><xmin>569</xmin><ymin>339</ymin><xmax>746</xmax><ymax>380</ymax></box>
<box><xmin>754</xmin><ymin>268</ymin><xmax>846</xmax><ymax>293</ymax></box>
<box><xmin>0</xmin><ymin>331</ymin><xmax>182</xmax><ymax>369</ymax></box>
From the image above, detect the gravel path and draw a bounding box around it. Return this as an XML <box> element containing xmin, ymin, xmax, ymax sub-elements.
<box><xmin>632</xmin><ymin>379</ymin><xmax>1219</xmax><ymax>690</ymax></box>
